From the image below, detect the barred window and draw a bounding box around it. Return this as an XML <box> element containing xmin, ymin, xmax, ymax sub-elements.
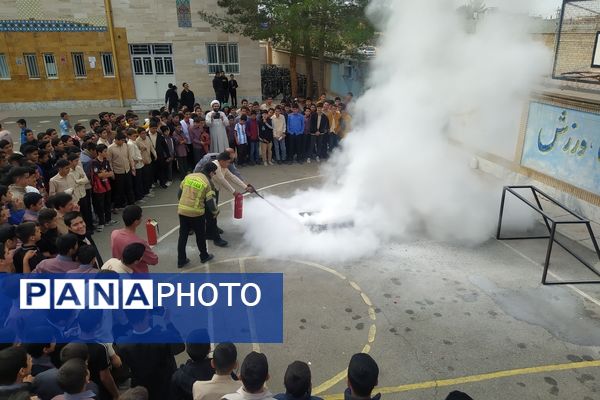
<box><xmin>206</xmin><ymin>43</ymin><xmax>239</xmax><ymax>74</ymax></box>
<box><xmin>72</xmin><ymin>52</ymin><xmax>86</xmax><ymax>77</ymax></box>
<box><xmin>101</xmin><ymin>53</ymin><xmax>115</xmax><ymax>77</ymax></box>
<box><xmin>0</xmin><ymin>54</ymin><xmax>9</xmax><ymax>79</ymax></box>
<box><xmin>24</xmin><ymin>53</ymin><xmax>40</xmax><ymax>79</ymax></box>
<box><xmin>43</xmin><ymin>53</ymin><xmax>58</xmax><ymax>78</ymax></box>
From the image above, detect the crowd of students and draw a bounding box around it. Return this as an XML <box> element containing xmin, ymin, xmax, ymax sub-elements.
<box><xmin>0</xmin><ymin>98</ymin><xmax>472</xmax><ymax>400</ymax></box>
<box><xmin>0</xmin><ymin>331</ymin><xmax>473</xmax><ymax>400</ymax></box>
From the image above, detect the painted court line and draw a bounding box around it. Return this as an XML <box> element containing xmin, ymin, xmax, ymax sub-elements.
<box><xmin>321</xmin><ymin>359</ymin><xmax>600</xmax><ymax>399</ymax></box>
<box><xmin>498</xmin><ymin>240</ymin><xmax>600</xmax><ymax>308</ymax></box>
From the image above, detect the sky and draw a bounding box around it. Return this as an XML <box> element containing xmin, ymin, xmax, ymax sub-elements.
<box><xmin>457</xmin><ymin>0</ymin><xmax>564</xmax><ymax>18</ymax></box>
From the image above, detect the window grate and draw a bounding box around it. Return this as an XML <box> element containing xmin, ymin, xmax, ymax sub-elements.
<box><xmin>0</xmin><ymin>54</ymin><xmax>10</xmax><ymax>79</ymax></box>
<box><xmin>72</xmin><ymin>52</ymin><xmax>86</xmax><ymax>77</ymax></box>
<box><xmin>43</xmin><ymin>53</ymin><xmax>57</xmax><ymax>78</ymax></box>
<box><xmin>101</xmin><ymin>53</ymin><xmax>115</xmax><ymax>77</ymax></box>
<box><xmin>24</xmin><ymin>53</ymin><xmax>40</xmax><ymax>79</ymax></box>
<box><xmin>206</xmin><ymin>42</ymin><xmax>239</xmax><ymax>74</ymax></box>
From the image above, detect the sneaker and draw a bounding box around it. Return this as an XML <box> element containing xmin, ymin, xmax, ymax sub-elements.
<box><xmin>268</xmin><ymin>161</ymin><xmax>274</xmax><ymax>165</ymax></box>
<box><xmin>160</xmin><ymin>184</ymin><xmax>168</xmax><ymax>189</ymax></box>
<box><xmin>151</xmin><ymin>183</ymin><xmax>156</xmax><ymax>188</ymax></box>
<box><xmin>177</xmin><ymin>258</ymin><xmax>191</xmax><ymax>268</ymax></box>
<box><xmin>95</xmin><ymin>225</ymin><xmax>104</xmax><ymax>232</ymax></box>
<box><xmin>316</xmin><ymin>156</ymin><xmax>320</xmax><ymax>163</ymax></box>
<box><xmin>213</xmin><ymin>238</ymin><xmax>228</xmax><ymax>247</ymax></box>
<box><xmin>107</xmin><ymin>220</ymin><xmax>118</xmax><ymax>225</ymax></box>
<box><xmin>264</xmin><ymin>162</ymin><xmax>268</xmax><ymax>166</ymax></box>
<box><xmin>135</xmin><ymin>199</ymin><xmax>146</xmax><ymax>205</ymax></box>
<box><xmin>165</xmin><ymin>181</ymin><xmax>172</xmax><ymax>187</ymax></box>
<box><xmin>200</xmin><ymin>254</ymin><xmax>214</xmax><ymax>264</ymax></box>
<box><xmin>306</xmin><ymin>158</ymin><xmax>311</xmax><ymax>164</ymax></box>
<box><xmin>145</xmin><ymin>193</ymin><xmax>155</xmax><ymax>198</ymax></box>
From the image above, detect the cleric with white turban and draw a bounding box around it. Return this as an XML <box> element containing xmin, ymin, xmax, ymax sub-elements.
<box><xmin>205</xmin><ymin>100</ymin><xmax>229</xmax><ymax>153</ymax></box>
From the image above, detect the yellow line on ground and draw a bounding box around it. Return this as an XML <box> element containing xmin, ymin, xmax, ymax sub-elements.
<box><xmin>321</xmin><ymin>360</ymin><xmax>600</xmax><ymax>400</ymax></box>
<box><xmin>313</xmin><ymin>369</ymin><xmax>348</xmax><ymax>395</ymax></box>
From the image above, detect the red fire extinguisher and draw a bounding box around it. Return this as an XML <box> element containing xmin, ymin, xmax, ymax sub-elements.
<box><xmin>146</xmin><ymin>219</ymin><xmax>159</xmax><ymax>245</ymax></box>
<box><xmin>234</xmin><ymin>193</ymin><xmax>244</xmax><ymax>219</ymax></box>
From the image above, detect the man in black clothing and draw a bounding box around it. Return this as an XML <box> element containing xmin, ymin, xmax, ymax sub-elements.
<box><xmin>228</xmin><ymin>74</ymin><xmax>239</xmax><ymax>108</ymax></box>
<box><xmin>119</xmin><ymin>309</ymin><xmax>184</xmax><ymax>400</ymax></box>
<box><xmin>180</xmin><ymin>82</ymin><xmax>195</xmax><ymax>111</ymax></box>
<box><xmin>37</xmin><ymin>208</ymin><xmax>59</xmax><ymax>257</ymax></box>
<box><xmin>63</xmin><ymin>211</ymin><xmax>103</xmax><ymax>266</ymax></box>
<box><xmin>0</xmin><ymin>347</ymin><xmax>33</xmax><ymax>399</ymax></box>
<box><xmin>212</xmin><ymin>72</ymin><xmax>222</xmax><ymax>103</ymax></box>
<box><xmin>165</xmin><ymin>83</ymin><xmax>179</xmax><ymax>113</ymax></box>
<box><xmin>13</xmin><ymin>222</ymin><xmax>45</xmax><ymax>273</ymax></box>
<box><xmin>169</xmin><ymin>329</ymin><xmax>214</xmax><ymax>400</ymax></box>
<box><xmin>220</xmin><ymin>72</ymin><xmax>230</xmax><ymax>105</ymax></box>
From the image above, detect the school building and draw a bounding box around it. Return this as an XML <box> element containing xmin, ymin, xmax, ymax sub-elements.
<box><xmin>0</xmin><ymin>0</ymin><xmax>262</xmax><ymax>111</ymax></box>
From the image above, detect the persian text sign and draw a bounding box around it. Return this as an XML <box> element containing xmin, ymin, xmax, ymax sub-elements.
<box><xmin>521</xmin><ymin>102</ymin><xmax>600</xmax><ymax>195</ymax></box>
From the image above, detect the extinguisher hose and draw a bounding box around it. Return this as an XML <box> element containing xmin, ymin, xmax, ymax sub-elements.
<box><xmin>251</xmin><ymin>191</ymin><xmax>305</xmax><ymax>228</ymax></box>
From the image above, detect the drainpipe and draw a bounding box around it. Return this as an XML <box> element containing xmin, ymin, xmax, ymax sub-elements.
<box><xmin>104</xmin><ymin>0</ymin><xmax>124</xmax><ymax>107</ymax></box>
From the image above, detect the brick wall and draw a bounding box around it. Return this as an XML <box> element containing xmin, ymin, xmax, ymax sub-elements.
<box><xmin>0</xmin><ymin>28</ymin><xmax>136</xmax><ymax>102</ymax></box>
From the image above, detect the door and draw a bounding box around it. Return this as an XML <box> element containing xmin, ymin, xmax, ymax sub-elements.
<box><xmin>129</xmin><ymin>43</ymin><xmax>175</xmax><ymax>101</ymax></box>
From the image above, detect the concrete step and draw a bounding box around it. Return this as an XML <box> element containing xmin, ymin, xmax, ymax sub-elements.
<box><xmin>130</xmin><ymin>101</ymin><xmax>164</xmax><ymax>112</ymax></box>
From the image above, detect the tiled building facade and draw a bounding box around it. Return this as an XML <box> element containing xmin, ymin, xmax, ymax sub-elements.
<box><xmin>0</xmin><ymin>0</ymin><xmax>262</xmax><ymax>110</ymax></box>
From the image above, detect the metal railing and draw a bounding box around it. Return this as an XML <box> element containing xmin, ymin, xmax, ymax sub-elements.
<box><xmin>497</xmin><ymin>185</ymin><xmax>600</xmax><ymax>284</ymax></box>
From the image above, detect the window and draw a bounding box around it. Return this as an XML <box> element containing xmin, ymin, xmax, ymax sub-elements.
<box><xmin>0</xmin><ymin>54</ymin><xmax>9</xmax><ymax>79</ymax></box>
<box><xmin>206</xmin><ymin>43</ymin><xmax>239</xmax><ymax>74</ymax></box>
<box><xmin>72</xmin><ymin>52</ymin><xmax>86</xmax><ymax>77</ymax></box>
<box><xmin>43</xmin><ymin>53</ymin><xmax>58</xmax><ymax>78</ymax></box>
<box><xmin>101</xmin><ymin>53</ymin><xmax>115</xmax><ymax>77</ymax></box>
<box><xmin>130</xmin><ymin>44</ymin><xmax>174</xmax><ymax>76</ymax></box>
<box><xmin>24</xmin><ymin>53</ymin><xmax>40</xmax><ymax>79</ymax></box>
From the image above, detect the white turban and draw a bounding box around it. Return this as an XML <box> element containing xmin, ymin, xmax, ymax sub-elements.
<box><xmin>210</xmin><ymin>100</ymin><xmax>220</xmax><ymax>107</ymax></box>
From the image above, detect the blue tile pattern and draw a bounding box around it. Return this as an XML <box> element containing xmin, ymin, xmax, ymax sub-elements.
<box><xmin>176</xmin><ymin>0</ymin><xmax>192</xmax><ymax>28</ymax></box>
<box><xmin>0</xmin><ymin>19</ymin><xmax>107</xmax><ymax>32</ymax></box>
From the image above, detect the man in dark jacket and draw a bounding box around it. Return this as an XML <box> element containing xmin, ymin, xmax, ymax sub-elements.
<box><xmin>119</xmin><ymin>309</ymin><xmax>184</xmax><ymax>400</ymax></box>
<box><xmin>165</xmin><ymin>83</ymin><xmax>179</xmax><ymax>113</ymax></box>
<box><xmin>228</xmin><ymin>74</ymin><xmax>239</xmax><ymax>108</ymax></box>
<box><xmin>220</xmin><ymin>72</ymin><xmax>230</xmax><ymax>105</ymax></box>
<box><xmin>308</xmin><ymin>104</ymin><xmax>329</xmax><ymax>162</ymax></box>
<box><xmin>0</xmin><ymin>347</ymin><xmax>33</xmax><ymax>400</ymax></box>
<box><xmin>180</xmin><ymin>82</ymin><xmax>196</xmax><ymax>111</ymax></box>
<box><xmin>169</xmin><ymin>329</ymin><xmax>214</xmax><ymax>400</ymax></box>
<box><xmin>212</xmin><ymin>72</ymin><xmax>222</xmax><ymax>103</ymax></box>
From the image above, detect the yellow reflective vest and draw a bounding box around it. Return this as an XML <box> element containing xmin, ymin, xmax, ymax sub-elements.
<box><xmin>177</xmin><ymin>173</ymin><xmax>215</xmax><ymax>217</ymax></box>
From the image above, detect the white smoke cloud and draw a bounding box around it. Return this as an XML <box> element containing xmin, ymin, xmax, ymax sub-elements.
<box><xmin>240</xmin><ymin>0</ymin><xmax>551</xmax><ymax>262</ymax></box>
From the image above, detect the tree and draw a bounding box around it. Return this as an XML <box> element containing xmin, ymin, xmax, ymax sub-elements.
<box><xmin>199</xmin><ymin>0</ymin><xmax>374</xmax><ymax>98</ymax></box>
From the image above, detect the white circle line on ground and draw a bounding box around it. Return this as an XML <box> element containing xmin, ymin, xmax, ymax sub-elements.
<box><xmin>183</xmin><ymin>255</ymin><xmax>376</xmax><ymax>395</ymax></box>
<box><xmin>153</xmin><ymin>174</ymin><xmax>323</xmax><ymax>245</ymax></box>
<box><xmin>498</xmin><ymin>240</ymin><xmax>600</xmax><ymax>308</ymax></box>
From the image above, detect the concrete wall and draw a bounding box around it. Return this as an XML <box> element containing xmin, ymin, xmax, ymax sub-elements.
<box><xmin>0</xmin><ymin>28</ymin><xmax>135</xmax><ymax>105</ymax></box>
<box><xmin>110</xmin><ymin>0</ymin><xmax>262</xmax><ymax>105</ymax></box>
<box><xmin>271</xmin><ymin>49</ymin><xmax>330</xmax><ymax>94</ymax></box>
<box><xmin>328</xmin><ymin>61</ymin><xmax>367</xmax><ymax>97</ymax></box>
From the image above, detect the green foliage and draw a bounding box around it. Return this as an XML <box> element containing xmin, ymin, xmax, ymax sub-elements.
<box><xmin>198</xmin><ymin>0</ymin><xmax>375</xmax><ymax>57</ymax></box>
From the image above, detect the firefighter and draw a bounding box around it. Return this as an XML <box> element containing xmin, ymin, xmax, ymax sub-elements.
<box><xmin>176</xmin><ymin>162</ymin><xmax>219</xmax><ymax>268</ymax></box>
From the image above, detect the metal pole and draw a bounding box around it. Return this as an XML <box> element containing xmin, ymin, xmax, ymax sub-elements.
<box><xmin>496</xmin><ymin>187</ymin><xmax>507</xmax><ymax>239</ymax></box>
<box><xmin>104</xmin><ymin>0</ymin><xmax>125</xmax><ymax>107</ymax></box>
<box><xmin>542</xmin><ymin>222</ymin><xmax>557</xmax><ymax>284</ymax></box>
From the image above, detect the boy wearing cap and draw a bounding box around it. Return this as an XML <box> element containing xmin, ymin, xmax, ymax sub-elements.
<box><xmin>222</xmin><ymin>351</ymin><xmax>275</xmax><ymax>400</ymax></box>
